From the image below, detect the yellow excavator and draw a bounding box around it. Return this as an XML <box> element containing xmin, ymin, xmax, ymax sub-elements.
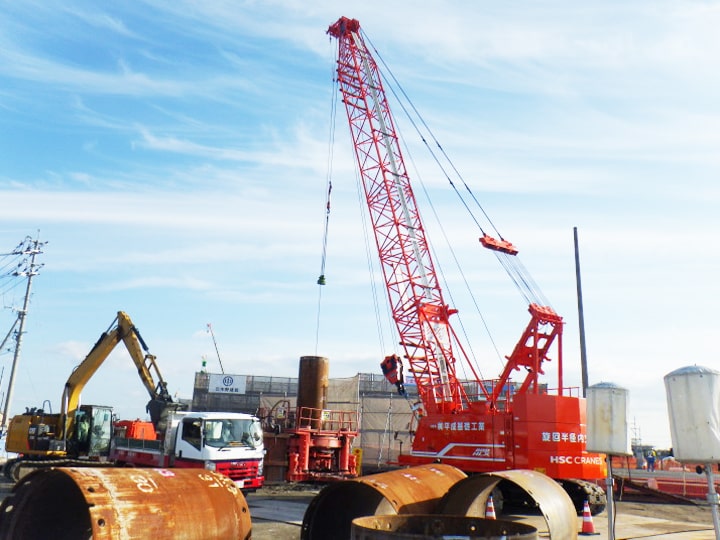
<box><xmin>3</xmin><ymin>311</ymin><xmax>183</xmax><ymax>477</ymax></box>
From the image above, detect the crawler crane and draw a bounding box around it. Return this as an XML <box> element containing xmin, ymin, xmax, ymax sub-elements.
<box><xmin>327</xmin><ymin>17</ymin><xmax>606</xmax><ymax>513</ymax></box>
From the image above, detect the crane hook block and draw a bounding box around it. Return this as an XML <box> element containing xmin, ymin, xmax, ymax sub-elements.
<box><xmin>480</xmin><ymin>234</ymin><xmax>519</xmax><ymax>256</ymax></box>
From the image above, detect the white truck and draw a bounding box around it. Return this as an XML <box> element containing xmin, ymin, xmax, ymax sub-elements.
<box><xmin>110</xmin><ymin>411</ymin><xmax>265</xmax><ymax>491</ymax></box>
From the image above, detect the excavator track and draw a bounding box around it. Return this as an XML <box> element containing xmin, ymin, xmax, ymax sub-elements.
<box><xmin>3</xmin><ymin>458</ymin><xmax>110</xmax><ymax>482</ymax></box>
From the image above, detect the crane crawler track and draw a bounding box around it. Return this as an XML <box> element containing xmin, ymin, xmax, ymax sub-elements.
<box><xmin>558</xmin><ymin>478</ymin><xmax>607</xmax><ymax>515</ymax></box>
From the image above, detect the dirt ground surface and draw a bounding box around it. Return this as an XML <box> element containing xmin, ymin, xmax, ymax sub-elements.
<box><xmin>0</xmin><ymin>474</ymin><xmax>717</xmax><ymax>539</ymax></box>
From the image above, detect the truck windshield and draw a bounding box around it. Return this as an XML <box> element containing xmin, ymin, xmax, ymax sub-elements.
<box><xmin>203</xmin><ymin>418</ymin><xmax>262</xmax><ymax>448</ymax></box>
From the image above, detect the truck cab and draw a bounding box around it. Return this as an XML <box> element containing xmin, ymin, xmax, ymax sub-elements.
<box><xmin>171</xmin><ymin>412</ymin><xmax>265</xmax><ymax>490</ymax></box>
<box><xmin>111</xmin><ymin>411</ymin><xmax>265</xmax><ymax>491</ymax></box>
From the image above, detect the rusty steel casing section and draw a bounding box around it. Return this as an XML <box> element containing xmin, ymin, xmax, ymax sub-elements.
<box><xmin>438</xmin><ymin>469</ymin><xmax>578</xmax><ymax>540</ymax></box>
<box><xmin>301</xmin><ymin>464</ymin><xmax>467</xmax><ymax>540</ymax></box>
<box><xmin>297</xmin><ymin>355</ymin><xmax>329</xmax><ymax>427</ymax></box>
<box><xmin>0</xmin><ymin>467</ymin><xmax>252</xmax><ymax>540</ymax></box>
<box><xmin>351</xmin><ymin>514</ymin><xmax>538</xmax><ymax>539</ymax></box>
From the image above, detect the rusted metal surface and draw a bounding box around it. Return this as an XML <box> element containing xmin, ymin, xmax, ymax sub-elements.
<box><xmin>351</xmin><ymin>514</ymin><xmax>537</xmax><ymax>539</ymax></box>
<box><xmin>438</xmin><ymin>469</ymin><xmax>578</xmax><ymax>540</ymax></box>
<box><xmin>0</xmin><ymin>467</ymin><xmax>251</xmax><ymax>540</ymax></box>
<box><xmin>301</xmin><ymin>463</ymin><xmax>467</xmax><ymax>540</ymax></box>
<box><xmin>297</xmin><ymin>356</ymin><xmax>329</xmax><ymax>427</ymax></box>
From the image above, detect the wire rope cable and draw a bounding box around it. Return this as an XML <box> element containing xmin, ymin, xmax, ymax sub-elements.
<box><xmin>315</xmin><ymin>43</ymin><xmax>340</xmax><ymax>355</ymax></box>
<box><xmin>393</xmin><ymin>119</ymin><xmax>502</xmax><ymax>377</ymax></box>
<box><xmin>363</xmin><ymin>30</ymin><xmax>551</xmax><ymax>310</ymax></box>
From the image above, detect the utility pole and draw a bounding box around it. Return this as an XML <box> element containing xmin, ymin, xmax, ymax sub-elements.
<box><xmin>2</xmin><ymin>235</ymin><xmax>45</xmax><ymax>433</ymax></box>
<box><xmin>574</xmin><ymin>227</ymin><xmax>589</xmax><ymax>397</ymax></box>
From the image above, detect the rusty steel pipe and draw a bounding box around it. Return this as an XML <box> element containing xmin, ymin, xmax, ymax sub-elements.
<box><xmin>0</xmin><ymin>467</ymin><xmax>252</xmax><ymax>540</ymax></box>
<box><xmin>301</xmin><ymin>464</ymin><xmax>467</xmax><ymax>540</ymax></box>
<box><xmin>351</xmin><ymin>514</ymin><xmax>538</xmax><ymax>540</ymax></box>
<box><xmin>438</xmin><ymin>469</ymin><xmax>578</xmax><ymax>540</ymax></box>
<box><xmin>297</xmin><ymin>355</ymin><xmax>329</xmax><ymax>428</ymax></box>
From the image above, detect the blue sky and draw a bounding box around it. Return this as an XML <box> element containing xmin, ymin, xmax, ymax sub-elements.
<box><xmin>1</xmin><ymin>1</ymin><xmax>719</xmax><ymax>449</ymax></box>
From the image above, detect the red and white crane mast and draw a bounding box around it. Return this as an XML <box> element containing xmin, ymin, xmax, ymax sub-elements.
<box><xmin>327</xmin><ymin>17</ymin><xmax>475</xmax><ymax>415</ymax></box>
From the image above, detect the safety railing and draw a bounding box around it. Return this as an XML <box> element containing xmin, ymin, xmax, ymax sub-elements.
<box><xmin>295</xmin><ymin>406</ymin><xmax>358</xmax><ymax>433</ymax></box>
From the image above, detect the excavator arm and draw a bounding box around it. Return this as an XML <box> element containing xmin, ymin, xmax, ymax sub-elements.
<box><xmin>60</xmin><ymin>311</ymin><xmax>176</xmax><ymax>439</ymax></box>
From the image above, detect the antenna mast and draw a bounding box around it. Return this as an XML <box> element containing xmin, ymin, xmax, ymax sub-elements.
<box><xmin>206</xmin><ymin>323</ymin><xmax>225</xmax><ymax>374</ymax></box>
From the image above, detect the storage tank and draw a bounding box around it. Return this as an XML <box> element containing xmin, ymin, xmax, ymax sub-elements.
<box><xmin>586</xmin><ymin>382</ymin><xmax>631</xmax><ymax>455</ymax></box>
<box><xmin>664</xmin><ymin>365</ymin><xmax>720</xmax><ymax>462</ymax></box>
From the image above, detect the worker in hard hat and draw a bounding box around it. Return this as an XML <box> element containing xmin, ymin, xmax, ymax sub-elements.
<box><xmin>381</xmin><ymin>354</ymin><xmax>407</xmax><ymax>396</ymax></box>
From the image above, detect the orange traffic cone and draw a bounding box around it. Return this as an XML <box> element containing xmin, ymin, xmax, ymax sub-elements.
<box><xmin>485</xmin><ymin>495</ymin><xmax>496</xmax><ymax>520</ymax></box>
<box><xmin>579</xmin><ymin>500</ymin><xmax>599</xmax><ymax>535</ymax></box>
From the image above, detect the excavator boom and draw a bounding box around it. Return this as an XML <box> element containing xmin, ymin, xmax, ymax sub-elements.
<box><xmin>60</xmin><ymin>311</ymin><xmax>175</xmax><ymax>438</ymax></box>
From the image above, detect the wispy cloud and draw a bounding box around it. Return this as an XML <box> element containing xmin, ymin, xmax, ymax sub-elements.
<box><xmin>62</xmin><ymin>7</ymin><xmax>138</xmax><ymax>38</ymax></box>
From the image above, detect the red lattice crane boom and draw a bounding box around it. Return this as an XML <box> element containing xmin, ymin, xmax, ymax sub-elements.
<box><xmin>327</xmin><ymin>17</ymin><xmax>480</xmax><ymax>416</ymax></box>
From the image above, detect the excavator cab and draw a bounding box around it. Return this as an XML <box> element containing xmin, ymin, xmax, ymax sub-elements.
<box><xmin>5</xmin><ymin>404</ymin><xmax>113</xmax><ymax>460</ymax></box>
<box><xmin>70</xmin><ymin>405</ymin><xmax>113</xmax><ymax>458</ymax></box>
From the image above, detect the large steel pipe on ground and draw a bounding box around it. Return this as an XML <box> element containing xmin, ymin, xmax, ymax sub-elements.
<box><xmin>0</xmin><ymin>467</ymin><xmax>252</xmax><ymax>540</ymax></box>
<box><xmin>351</xmin><ymin>514</ymin><xmax>538</xmax><ymax>539</ymax></box>
<box><xmin>438</xmin><ymin>469</ymin><xmax>578</xmax><ymax>539</ymax></box>
<box><xmin>301</xmin><ymin>464</ymin><xmax>467</xmax><ymax>540</ymax></box>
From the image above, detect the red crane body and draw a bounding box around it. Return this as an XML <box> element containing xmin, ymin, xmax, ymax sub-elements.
<box><xmin>327</xmin><ymin>17</ymin><xmax>606</xmax><ymax>508</ymax></box>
